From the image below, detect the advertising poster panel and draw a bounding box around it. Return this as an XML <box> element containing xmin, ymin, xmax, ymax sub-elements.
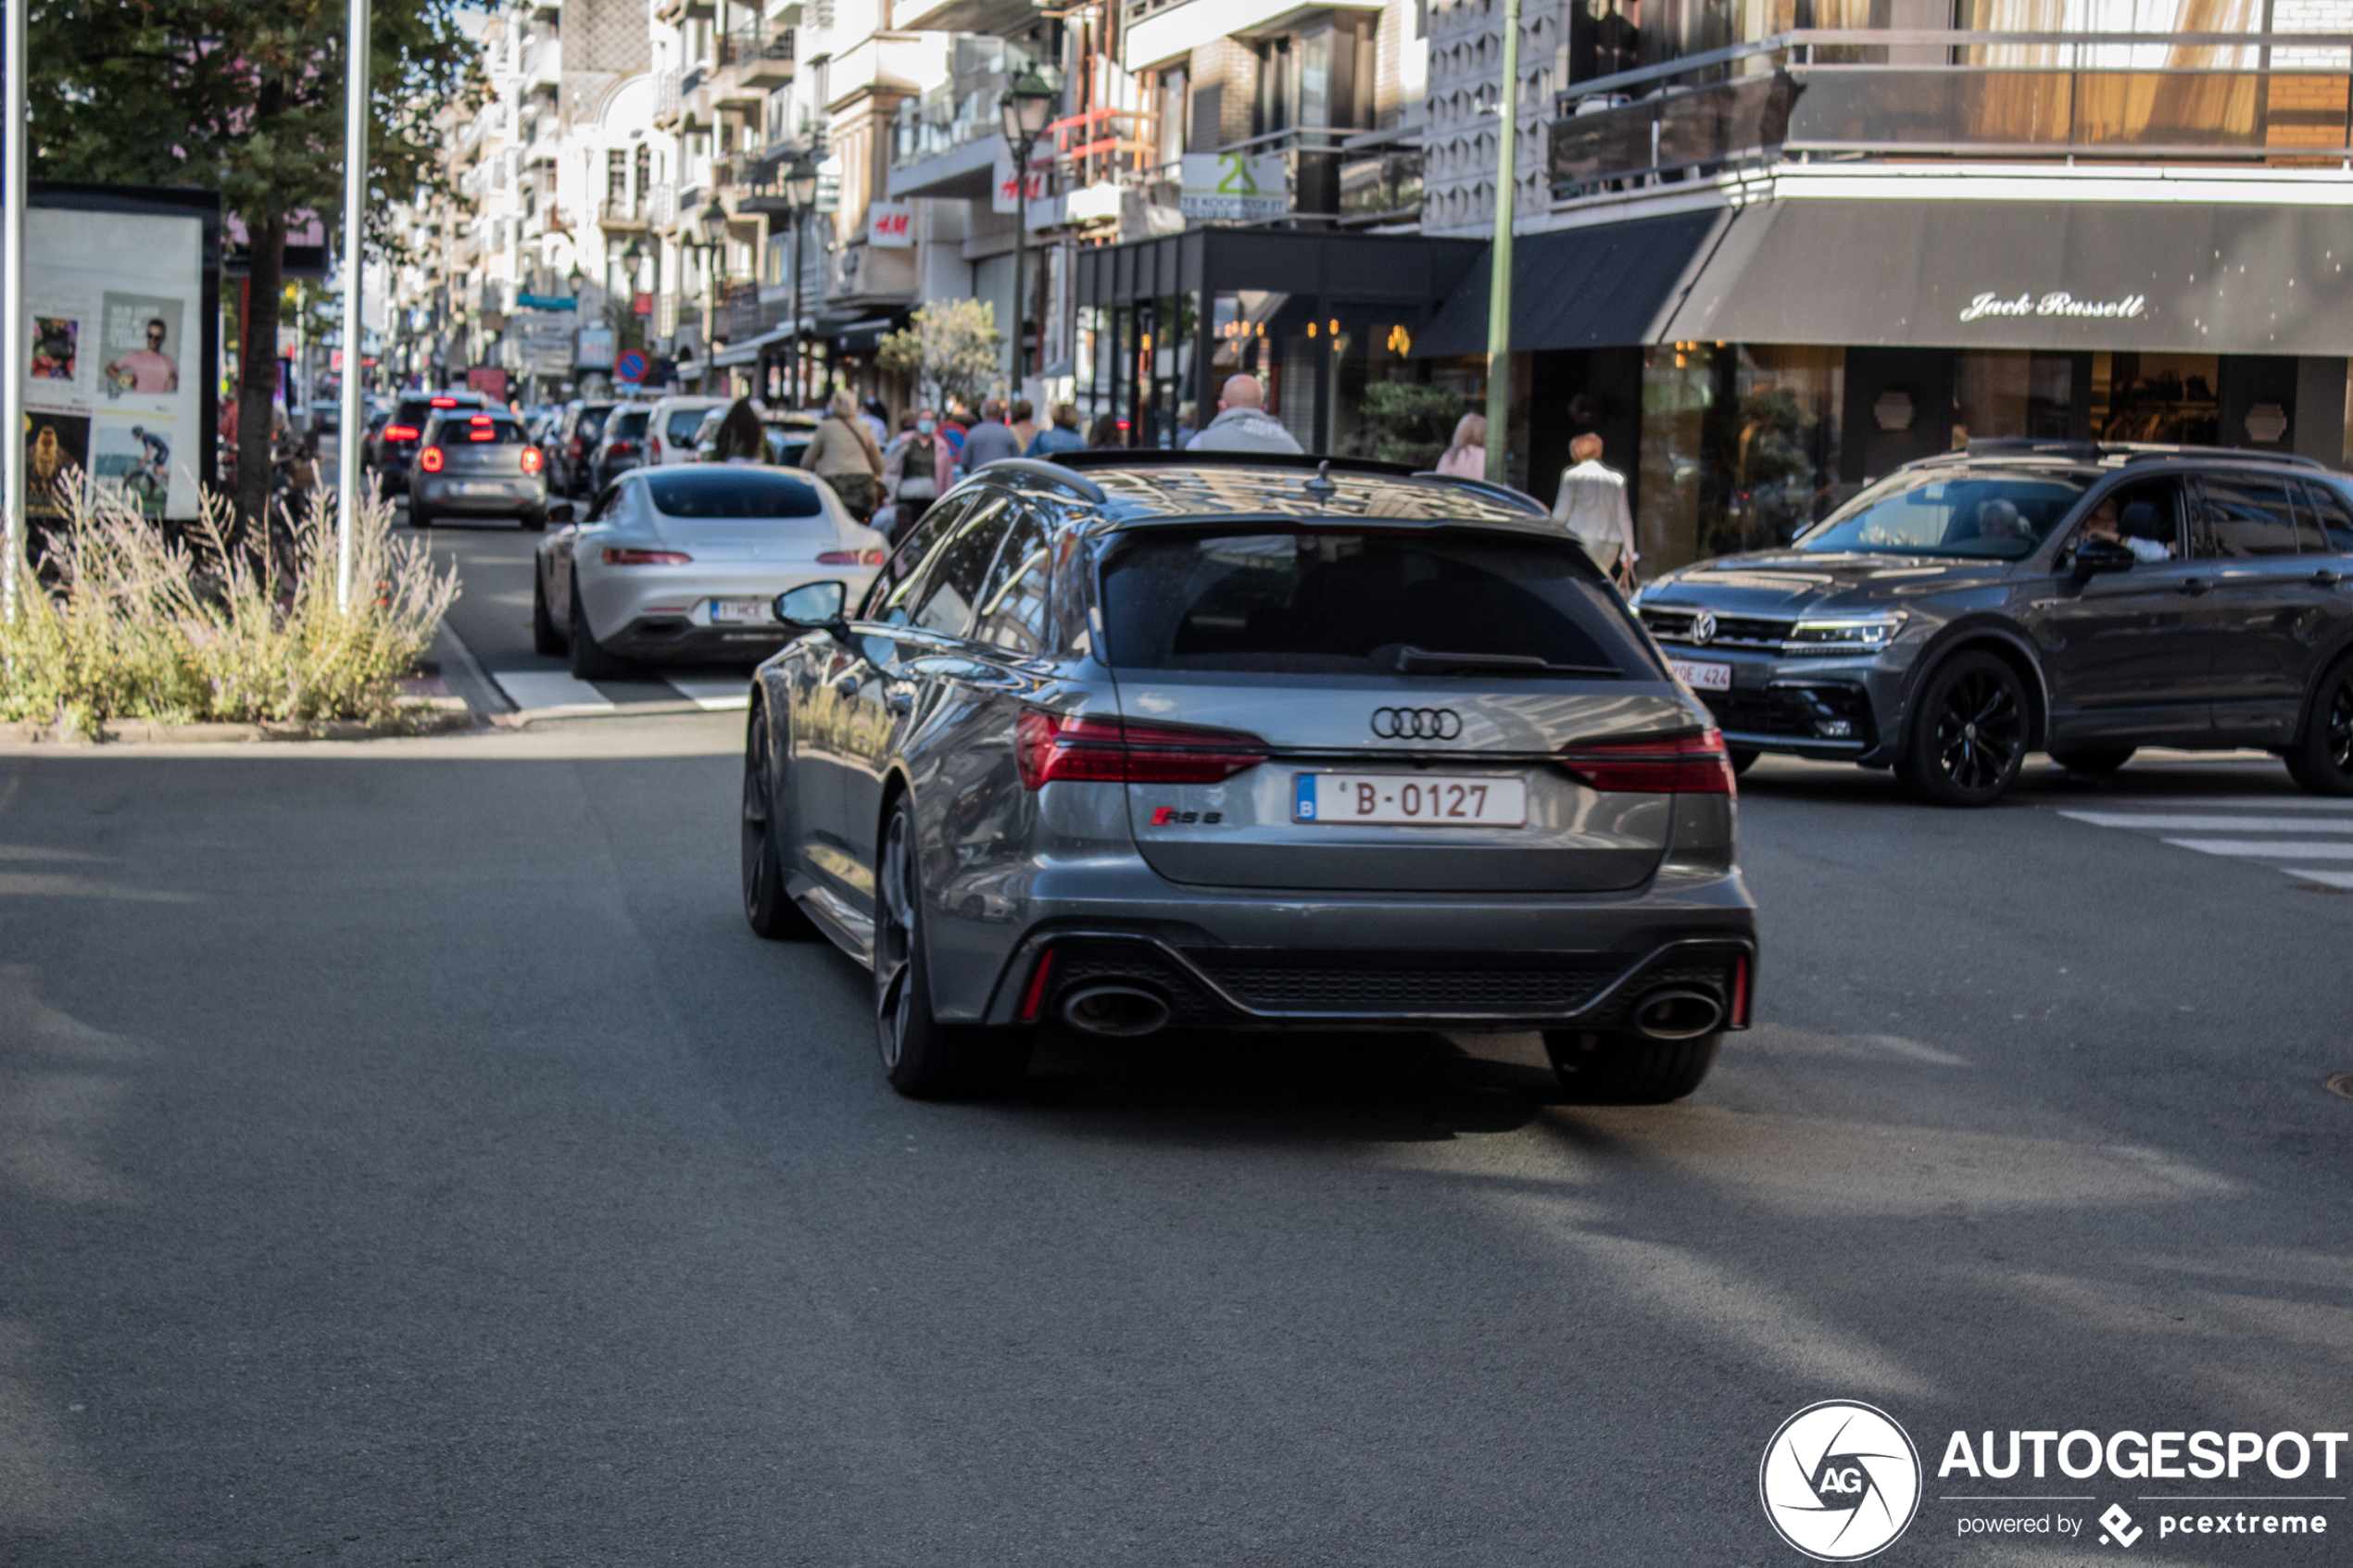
<box><xmin>18</xmin><ymin>187</ymin><xmax>219</xmax><ymax>525</ymax></box>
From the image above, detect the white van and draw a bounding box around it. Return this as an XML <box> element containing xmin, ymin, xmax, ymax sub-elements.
<box><xmin>644</xmin><ymin>395</ymin><xmax>730</xmax><ymax>467</ymax></box>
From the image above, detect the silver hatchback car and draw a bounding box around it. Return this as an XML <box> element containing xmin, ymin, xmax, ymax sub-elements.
<box><xmin>741</xmin><ymin>455</ymin><xmax>1757</xmax><ymax>1101</ymax></box>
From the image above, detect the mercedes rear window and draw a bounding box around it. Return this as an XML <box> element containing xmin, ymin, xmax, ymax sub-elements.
<box><xmin>645</xmin><ymin>470</ymin><xmax>824</xmax><ymax>519</ymax></box>
<box><xmin>1101</xmin><ymin>530</ymin><xmax>1651</xmax><ymax>677</ymax></box>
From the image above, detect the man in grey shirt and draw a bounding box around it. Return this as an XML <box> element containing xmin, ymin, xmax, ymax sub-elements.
<box><xmin>957</xmin><ymin>398</ymin><xmax>1025</xmax><ymax>474</ymax></box>
<box><xmin>1187</xmin><ymin>374</ymin><xmax>1303</xmax><ymax>454</ymax></box>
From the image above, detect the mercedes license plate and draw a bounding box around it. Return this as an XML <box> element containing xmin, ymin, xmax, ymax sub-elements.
<box><xmin>1669</xmin><ymin>658</ymin><xmax>1732</xmax><ymax>691</ymax></box>
<box><xmin>710</xmin><ymin>597</ymin><xmax>774</xmax><ymax>625</ymax></box>
<box><xmin>1294</xmin><ymin>772</ymin><xmax>1528</xmax><ymax>826</ymax></box>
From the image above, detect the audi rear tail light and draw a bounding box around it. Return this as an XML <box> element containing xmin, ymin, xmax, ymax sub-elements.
<box><xmin>520</xmin><ymin>447</ymin><xmax>544</xmax><ymax>474</ymax></box>
<box><xmin>383</xmin><ymin>423</ymin><xmax>419</xmax><ymax>442</ymax></box>
<box><xmin>1559</xmin><ymin>729</ymin><xmax>1735</xmax><ymax>795</ymax></box>
<box><xmin>602</xmin><ymin>547</ymin><xmax>692</xmax><ymax>566</ymax></box>
<box><xmin>1015</xmin><ymin>709</ymin><xmax>1265</xmax><ymax>790</ymax></box>
<box><xmin>419</xmin><ymin>446</ymin><xmax>445</xmax><ymax>473</ymax></box>
<box><xmin>816</xmin><ymin>548</ymin><xmax>886</xmax><ymax>566</ymax></box>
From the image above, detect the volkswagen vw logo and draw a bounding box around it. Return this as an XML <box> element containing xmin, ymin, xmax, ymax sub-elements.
<box><xmin>1690</xmin><ymin>609</ymin><xmax>1719</xmax><ymax>646</ymax></box>
<box><xmin>1370</xmin><ymin>707</ymin><xmax>1464</xmax><ymax>741</ymax></box>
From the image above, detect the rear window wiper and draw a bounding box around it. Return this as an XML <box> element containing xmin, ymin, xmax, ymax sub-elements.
<box><xmin>1384</xmin><ymin>645</ymin><xmax>1623</xmax><ymax>678</ymax></box>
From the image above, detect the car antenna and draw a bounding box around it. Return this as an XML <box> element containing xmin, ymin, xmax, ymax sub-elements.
<box><xmin>1303</xmin><ymin>459</ymin><xmax>1338</xmax><ymax>506</ymax></box>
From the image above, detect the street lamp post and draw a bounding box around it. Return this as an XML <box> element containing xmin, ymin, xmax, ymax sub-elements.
<box><xmin>621</xmin><ymin>235</ymin><xmax>648</xmax><ymax>358</ymax></box>
<box><xmin>785</xmin><ymin>157</ymin><xmax>819</xmax><ymax>407</ymax></box>
<box><xmin>335</xmin><ymin>0</ymin><xmax>372</xmax><ymax>610</ymax></box>
<box><xmin>695</xmin><ymin>196</ymin><xmax>730</xmax><ymax>389</ymax></box>
<box><xmin>3</xmin><ymin>0</ymin><xmax>26</xmax><ymax>624</ymax></box>
<box><xmin>1000</xmin><ymin>68</ymin><xmax>1056</xmax><ymax>409</ymax></box>
<box><xmin>1483</xmin><ymin>0</ymin><xmax>1521</xmax><ymax>486</ymax></box>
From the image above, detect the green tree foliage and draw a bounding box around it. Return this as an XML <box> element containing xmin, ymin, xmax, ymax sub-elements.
<box><xmin>24</xmin><ymin>0</ymin><xmax>480</xmax><ymax>526</ymax></box>
<box><xmin>1356</xmin><ymin>381</ymin><xmax>1468</xmax><ymax>467</ymax></box>
<box><xmin>879</xmin><ymin>300</ymin><xmax>1005</xmax><ymax>414</ymax></box>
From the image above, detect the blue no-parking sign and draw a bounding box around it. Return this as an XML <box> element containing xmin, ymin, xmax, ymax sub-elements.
<box><xmin>615</xmin><ymin>349</ymin><xmax>648</xmax><ymax>383</ymax></box>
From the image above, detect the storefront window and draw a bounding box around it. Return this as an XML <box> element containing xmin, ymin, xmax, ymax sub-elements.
<box><xmin>1955</xmin><ymin>351</ymin><xmax>2075</xmax><ymax>444</ymax></box>
<box><xmin>2090</xmin><ymin>351</ymin><xmax>2220</xmax><ymax>445</ymax></box>
<box><xmin>1332</xmin><ymin>311</ymin><xmax>1425</xmax><ymax>460</ymax></box>
<box><xmin>1638</xmin><ymin>344</ymin><xmax>1844</xmax><ymax>574</ymax></box>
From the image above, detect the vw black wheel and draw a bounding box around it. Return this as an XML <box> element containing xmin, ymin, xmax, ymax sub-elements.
<box><xmin>2286</xmin><ymin>659</ymin><xmax>2353</xmax><ymax>797</ymax></box>
<box><xmin>742</xmin><ymin>705</ymin><xmax>820</xmax><ymax>940</ymax></box>
<box><xmin>1898</xmin><ymin>650</ymin><xmax>2028</xmax><ymax>807</ymax></box>
<box><xmin>873</xmin><ymin>797</ymin><xmax>1031</xmax><ymax>1098</ymax></box>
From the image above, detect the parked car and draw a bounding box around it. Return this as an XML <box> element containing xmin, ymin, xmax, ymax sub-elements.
<box><xmin>645</xmin><ymin>395</ymin><xmax>728</xmax><ymax>468</ymax></box>
<box><xmin>552</xmin><ymin>400</ymin><xmax>617</xmax><ymax>498</ymax></box>
<box><xmin>738</xmin><ymin>452</ymin><xmax>1757</xmax><ymax>1101</ymax></box>
<box><xmin>533</xmin><ymin>464</ymin><xmax>887</xmax><ymax>682</ymax></box>
<box><xmin>691</xmin><ymin>407</ymin><xmax>817</xmax><ymax>468</ymax></box>
<box><xmin>371</xmin><ymin>391</ymin><xmax>488</xmax><ymax>502</ymax></box>
<box><xmin>590</xmin><ymin>407</ymin><xmax>652</xmax><ymax>492</ymax></box>
<box><xmin>407</xmin><ymin>408</ymin><xmax>548</xmax><ymax>531</ymax></box>
<box><xmin>1630</xmin><ymin>439</ymin><xmax>2353</xmax><ymax>805</ymax></box>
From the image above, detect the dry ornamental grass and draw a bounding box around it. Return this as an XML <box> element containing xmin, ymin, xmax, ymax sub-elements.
<box><xmin>0</xmin><ymin>481</ymin><xmax>460</xmax><ymax>736</ymax></box>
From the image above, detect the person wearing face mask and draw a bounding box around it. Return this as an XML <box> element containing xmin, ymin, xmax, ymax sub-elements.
<box><xmin>889</xmin><ymin>407</ymin><xmax>941</xmax><ymax>533</ymax></box>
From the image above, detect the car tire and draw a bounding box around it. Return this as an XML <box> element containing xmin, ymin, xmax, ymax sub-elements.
<box><xmin>872</xmin><ymin>796</ymin><xmax>1032</xmax><ymax>1098</ymax></box>
<box><xmin>742</xmin><ymin>705</ymin><xmax>822</xmax><ymax>940</ymax></box>
<box><xmin>568</xmin><ymin>590</ymin><xmax>635</xmax><ymax>682</ymax></box>
<box><xmin>2050</xmin><ymin>746</ymin><xmax>2135</xmax><ymax>775</ymax></box>
<box><xmin>1728</xmin><ymin>746</ymin><xmax>1760</xmax><ymax>776</ymax></box>
<box><xmin>1542</xmin><ymin>1029</ymin><xmax>1720</xmax><ymax>1104</ymax></box>
<box><xmin>2286</xmin><ymin>656</ymin><xmax>2353</xmax><ymax>797</ymax></box>
<box><xmin>1895</xmin><ymin>649</ymin><xmax>2029</xmax><ymax>807</ymax></box>
<box><xmin>531</xmin><ymin>568</ymin><xmax>568</xmax><ymax>656</ymax></box>
<box><xmin>520</xmin><ymin>508</ymin><xmax>547</xmax><ymax>533</ymax></box>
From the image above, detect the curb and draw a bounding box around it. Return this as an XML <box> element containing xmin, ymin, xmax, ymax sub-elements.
<box><xmin>1</xmin><ymin>699</ymin><xmax>475</xmax><ymax>746</ymax></box>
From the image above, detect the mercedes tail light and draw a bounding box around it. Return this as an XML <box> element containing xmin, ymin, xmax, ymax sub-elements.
<box><xmin>816</xmin><ymin>548</ymin><xmax>886</xmax><ymax>566</ymax></box>
<box><xmin>1015</xmin><ymin>709</ymin><xmax>1265</xmax><ymax>790</ymax></box>
<box><xmin>1559</xmin><ymin>729</ymin><xmax>1735</xmax><ymax>795</ymax></box>
<box><xmin>520</xmin><ymin>447</ymin><xmax>544</xmax><ymax>474</ymax></box>
<box><xmin>419</xmin><ymin>446</ymin><xmax>445</xmax><ymax>473</ymax></box>
<box><xmin>602</xmin><ymin>547</ymin><xmax>691</xmax><ymax>566</ymax></box>
<box><xmin>383</xmin><ymin>423</ymin><xmax>419</xmax><ymax>442</ymax></box>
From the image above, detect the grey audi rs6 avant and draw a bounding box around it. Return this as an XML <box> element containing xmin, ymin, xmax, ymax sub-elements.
<box><xmin>740</xmin><ymin>454</ymin><xmax>1757</xmax><ymax>1101</ymax></box>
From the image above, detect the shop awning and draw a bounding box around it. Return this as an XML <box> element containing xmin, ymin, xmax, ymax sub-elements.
<box><xmin>1419</xmin><ymin>198</ymin><xmax>2353</xmax><ymax>357</ymax></box>
<box><xmin>711</xmin><ymin>324</ymin><xmax>795</xmax><ymax>368</ymax></box>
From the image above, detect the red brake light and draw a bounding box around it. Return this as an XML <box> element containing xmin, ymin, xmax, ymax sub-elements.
<box><xmin>602</xmin><ymin>547</ymin><xmax>692</xmax><ymax>566</ymax></box>
<box><xmin>384</xmin><ymin>423</ymin><xmax>419</xmax><ymax>442</ymax></box>
<box><xmin>816</xmin><ymin>548</ymin><xmax>886</xmax><ymax>566</ymax></box>
<box><xmin>1559</xmin><ymin>729</ymin><xmax>1735</xmax><ymax>795</ymax></box>
<box><xmin>520</xmin><ymin>447</ymin><xmax>544</xmax><ymax>474</ymax></box>
<box><xmin>650</xmin><ymin>433</ymin><xmax>663</xmax><ymax>457</ymax></box>
<box><xmin>569</xmin><ymin>436</ymin><xmax>585</xmax><ymax>457</ymax></box>
<box><xmin>1019</xmin><ymin>949</ymin><xmax>1057</xmax><ymax>1022</ymax></box>
<box><xmin>1730</xmin><ymin>952</ymin><xmax>1753</xmax><ymax>1027</ymax></box>
<box><xmin>431</xmin><ymin>396</ymin><xmax>458</xmax><ymax>407</ymax></box>
<box><xmin>1014</xmin><ymin>709</ymin><xmax>1266</xmax><ymax>790</ymax></box>
<box><xmin>470</xmin><ymin>413</ymin><xmax>492</xmax><ymax>423</ymax></box>
<box><xmin>419</xmin><ymin>446</ymin><xmax>445</xmax><ymax>472</ymax></box>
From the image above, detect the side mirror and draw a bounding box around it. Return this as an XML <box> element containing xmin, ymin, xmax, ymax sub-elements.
<box><xmin>774</xmin><ymin>580</ymin><xmax>849</xmax><ymax>633</ymax></box>
<box><xmin>2071</xmin><ymin>535</ymin><xmax>2135</xmax><ymax>582</ymax></box>
<box><xmin>546</xmin><ymin>501</ymin><xmax>576</xmax><ymax>524</ymax></box>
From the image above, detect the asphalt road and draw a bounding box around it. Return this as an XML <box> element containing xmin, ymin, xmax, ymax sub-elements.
<box><xmin>1</xmin><ymin>722</ymin><xmax>2347</xmax><ymax>1566</ymax></box>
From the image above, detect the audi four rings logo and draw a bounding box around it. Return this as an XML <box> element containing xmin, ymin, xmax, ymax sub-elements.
<box><xmin>1690</xmin><ymin>609</ymin><xmax>1719</xmax><ymax>646</ymax></box>
<box><xmin>1370</xmin><ymin>707</ymin><xmax>1465</xmax><ymax>740</ymax></box>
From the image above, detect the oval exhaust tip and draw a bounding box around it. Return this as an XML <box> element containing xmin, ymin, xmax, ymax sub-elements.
<box><xmin>1059</xmin><ymin>985</ymin><xmax>1172</xmax><ymax>1038</ymax></box>
<box><xmin>1629</xmin><ymin>986</ymin><xmax>1724</xmax><ymax>1042</ymax></box>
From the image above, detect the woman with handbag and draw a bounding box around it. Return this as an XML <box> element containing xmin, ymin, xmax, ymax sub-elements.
<box><xmin>804</xmin><ymin>388</ymin><xmax>886</xmax><ymax>520</ymax></box>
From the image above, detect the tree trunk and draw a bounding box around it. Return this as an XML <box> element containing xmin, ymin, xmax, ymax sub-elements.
<box><xmin>236</xmin><ymin>212</ymin><xmax>288</xmax><ymax>537</ymax></box>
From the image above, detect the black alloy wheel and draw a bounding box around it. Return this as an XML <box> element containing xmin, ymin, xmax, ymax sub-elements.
<box><xmin>1899</xmin><ymin>650</ymin><xmax>2029</xmax><ymax>807</ymax></box>
<box><xmin>568</xmin><ymin>586</ymin><xmax>635</xmax><ymax>682</ymax></box>
<box><xmin>2050</xmin><ymin>746</ymin><xmax>2135</xmax><ymax>776</ymax></box>
<box><xmin>741</xmin><ymin>706</ymin><xmax>821</xmax><ymax>940</ymax></box>
<box><xmin>1542</xmin><ymin>1029</ymin><xmax>1721</xmax><ymax>1104</ymax></box>
<box><xmin>2286</xmin><ymin>658</ymin><xmax>2353</xmax><ymax>797</ymax></box>
<box><xmin>872</xmin><ymin>797</ymin><xmax>1032</xmax><ymax>1098</ymax></box>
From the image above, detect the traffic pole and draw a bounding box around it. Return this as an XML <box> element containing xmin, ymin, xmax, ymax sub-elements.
<box><xmin>1481</xmin><ymin>0</ymin><xmax>1520</xmax><ymax>487</ymax></box>
<box><xmin>4</xmin><ymin>0</ymin><xmax>29</xmax><ymax>623</ymax></box>
<box><xmin>336</xmin><ymin>0</ymin><xmax>371</xmax><ymax>610</ymax></box>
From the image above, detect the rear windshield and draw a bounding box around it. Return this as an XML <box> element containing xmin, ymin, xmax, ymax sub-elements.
<box><xmin>666</xmin><ymin>408</ymin><xmax>711</xmax><ymax>444</ymax></box>
<box><xmin>577</xmin><ymin>406</ymin><xmax>612</xmax><ymax>439</ymax></box>
<box><xmin>435</xmin><ymin>417</ymin><xmax>525</xmax><ymax>445</ymax></box>
<box><xmin>1797</xmin><ymin>469</ymin><xmax>2090</xmax><ymax>558</ymax></box>
<box><xmin>1101</xmin><ymin>530</ymin><xmax>1652</xmax><ymax>677</ymax></box>
<box><xmin>399</xmin><ymin>399</ymin><xmax>476</xmax><ymax>426</ymax></box>
<box><xmin>611</xmin><ymin>410</ymin><xmax>649</xmax><ymax>438</ymax></box>
<box><xmin>645</xmin><ymin>470</ymin><xmax>824</xmax><ymax>519</ymax></box>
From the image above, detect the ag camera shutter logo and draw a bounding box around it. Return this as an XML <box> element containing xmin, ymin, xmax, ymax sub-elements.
<box><xmin>1760</xmin><ymin>1400</ymin><xmax>1923</xmax><ymax>1561</ymax></box>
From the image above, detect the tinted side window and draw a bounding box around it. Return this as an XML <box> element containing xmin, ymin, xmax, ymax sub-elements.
<box><xmin>974</xmin><ymin>508</ymin><xmax>1052</xmax><ymax>655</ymax></box>
<box><xmin>912</xmin><ymin>496</ymin><xmax>1015</xmax><ymax>637</ymax></box>
<box><xmin>586</xmin><ymin>481</ymin><xmax>623</xmax><ymax>522</ymax></box>
<box><xmin>2198</xmin><ymin>473</ymin><xmax>2304</xmax><ymax>558</ymax></box>
<box><xmin>666</xmin><ymin>408</ymin><xmax>710</xmax><ymax>445</ymax></box>
<box><xmin>870</xmin><ymin>495</ymin><xmax>971</xmax><ymax>621</ymax></box>
<box><xmin>2305</xmin><ymin>479</ymin><xmax>2353</xmax><ymax>553</ymax></box>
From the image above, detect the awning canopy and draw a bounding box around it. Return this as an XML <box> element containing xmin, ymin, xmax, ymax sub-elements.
<box><xmin>1419</xmin><ymin>199</ymin><xmax>2353</xmax><ymax>357</ymax></box>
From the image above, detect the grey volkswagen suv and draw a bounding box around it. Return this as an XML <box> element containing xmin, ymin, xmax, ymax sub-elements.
<box><xmin>739</xmin><ymin>454</ymin><xmax>1757</xmax><ymax>1102</ymax></box>
<box><xmin>1633</xmin><ymin>441</ymin><xmax>2353</xmax><ymax>806</ymax></box>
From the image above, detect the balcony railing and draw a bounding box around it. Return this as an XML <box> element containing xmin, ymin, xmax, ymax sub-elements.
<box><xmin>655</xmin><ymin>69</ymin><xmax>682</xmax><ymax>127</ymax></box>
<box><xmin>890</xmin><ymin>37</ymin><xmax>1052</xmax><ymax>169</ymax></box>
<box><xmin>1551</xmin><ymin>30</ymin><xmax>2353</xmax><ymax>196</ymax></box>
<box><xmin>716</xmin><ymin>27</ymin><xmax>795</xmax><ymax>84</ymax></box>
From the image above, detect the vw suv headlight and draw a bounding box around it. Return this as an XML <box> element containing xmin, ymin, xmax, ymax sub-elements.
<box><xmin>1781</xmin><ymin>613</ymin><xmax>1906</xmax><ymax>656</ymax></box>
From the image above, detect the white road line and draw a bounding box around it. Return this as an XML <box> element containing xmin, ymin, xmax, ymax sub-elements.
<box><xmin>2283</xmin><ymin>869</ymin><xmax>2353</xmax><ymax>887</ymax></box>
<box><xmin>2058</xmin><ymin>796</ymin><xmax>2353</xmax><ymax>810</ymax></box>
<box><xmin>2059</xmin><ymin>812</ymin><xmax>2353</xmax><ymax>833</ymax></box>
<box><xmin>663</xmin><ymin>675</ymin><xmax>753</xmax><ymax>711</ymax></box>
<box><xmin>2160</xmin><ymin>838</ymin><xmax>2353</xmax><ymax>859</ymax></box>
<box><xmin>490</xmin><ymin>671</ymin><xmax>618</xmax><ymax>715</ymax></box>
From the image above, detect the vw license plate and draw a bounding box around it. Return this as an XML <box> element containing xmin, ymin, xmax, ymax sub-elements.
<box><xmin>710</xmin><ymin>597</ymin><xmax>774</xmax><ymax>625</ymax></box>
<box><xmin>1295</xmin><ymin>772</ymin><xmax>1528</xmax><ymax>827</ymax></box>
<box><xmin>1669</xmin><ymin>658</ymin><xmax>1732</xmax><ymax>691</ymax></box>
